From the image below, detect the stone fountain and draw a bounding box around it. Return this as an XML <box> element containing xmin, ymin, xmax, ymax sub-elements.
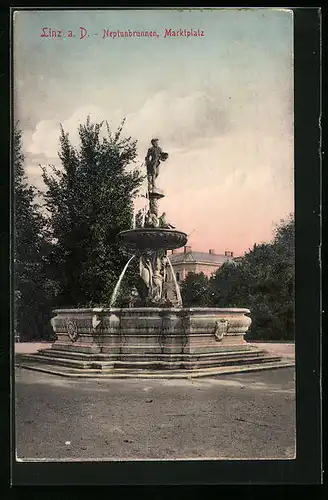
<box><xmin>16</xmin><ymin>139</ymin><xmax>294</xmax><ymax>377</ymax></box>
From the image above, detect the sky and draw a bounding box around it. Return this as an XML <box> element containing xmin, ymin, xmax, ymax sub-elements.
<box><xmin>13</xmin><ymin>8</ymin><xmax>294</xmax><ymax>256</ymax></box>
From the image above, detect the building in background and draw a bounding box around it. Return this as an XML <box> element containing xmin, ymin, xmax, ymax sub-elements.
<box><xmin>167</xmin><ymin>246</ymin><xmax>235</xmax><ymax>283</ymax></box>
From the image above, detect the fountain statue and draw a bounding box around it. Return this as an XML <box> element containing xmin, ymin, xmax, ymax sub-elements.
<box><xmin>119</xmin><ymin>138</ymin><xmax>187</xmax><ymax>307</ymax></box>
<box><xmin>145</xmin><ymin>138</ymin><xmax>169</xmax><ymax>191</ymax></box>
<box><xmin>16</xmin><ymin>138</ymin><xmax>294</xmax><ymax>378</ymax></box>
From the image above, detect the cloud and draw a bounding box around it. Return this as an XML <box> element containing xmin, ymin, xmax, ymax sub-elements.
<box><xmin>26</xmin><ymin>104</ymin><xmax>108</xmax><ymax>158</ymax></box>
<box><xmin>122</xmin><ymin>89</ymin><xmax>231</xmax><ymax>150</ymax></box>
<box><xmin>25</xmin><ymin>88</ymin><xmax>232</xmax><ymax>160</ymax></box>
<box><xmin>22</xmin><ymin>84</ymin><xmax>293</xmax><ymax>255</ymax></box>
<box><xmin>26</xmin><ymin>120</ymin><xmax>62</xmax><ymax>158</ymax></box>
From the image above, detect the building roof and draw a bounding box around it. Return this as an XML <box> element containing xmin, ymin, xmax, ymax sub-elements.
<box><xmin>168</xmin><ymin>251</ymin><xmax>233</xmax><ymax>265</ymax></box>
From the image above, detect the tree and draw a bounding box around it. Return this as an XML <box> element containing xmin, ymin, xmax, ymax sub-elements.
<box><xmin>208</xmin><ymin>215</ymin><xmax>295</xmax><ymax>340</ymax></box>
<box><xmin>267</xmin><ymin>215</ymin><xmax>295</xmax><ymax>339</ymax></box>
<box><xmin>14</xmin><ymin>125</ymin><xmax>55</xmax><ymax>341</ymax></box>
<box><xmin>180</xmin><ymin>272</ymin><xmax>210</xmax><ymax>307</ymax></box>
<box><xmin>42</xmin><ymin>117</ymin><xmax>144</xmax><ymax>307</ymax></box>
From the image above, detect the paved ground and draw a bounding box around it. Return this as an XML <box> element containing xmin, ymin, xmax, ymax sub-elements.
<box><xmin>247</xmin><ymin>342</ymin><xmax>295</xmax><ymax>360</ymax></box>
<box><xmin>15</xmin><ymin>366</ymin><xmax>296</xmax><ymax>461</ymax></box>
<box><xmin>15</xmin><ymin>342</ymin><xmax>53</xmax><ymax>354</ymax></box>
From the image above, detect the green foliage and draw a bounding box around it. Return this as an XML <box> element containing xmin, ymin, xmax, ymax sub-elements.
<box><xmin>180</xmin><ymin>272</ymin><xmax>210</xmax><ymax>307</ymax></box>
<box><xmin>14</xmin><ymin>125</ymin><xmax>56</xmax><ymax>341</ymax></box>
<box><xmin>180</xmin><ymin>215</ymin><xmax>295</xmax><ymax>341</ymax></box>
<box><xmin>42</xmin><ymin>117</ymin><xmax>144</xmax><ymax>307</ymax></box>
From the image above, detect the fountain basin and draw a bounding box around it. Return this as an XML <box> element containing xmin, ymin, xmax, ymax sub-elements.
<box><xmin>119</xmin><ymin>228</ymin><xmax>188</xmax><ymax>251</ymax></box>
<box><xmin>16</xmin><ymin>307</ymin><xmax>294</xmax><ymax>377</ymax></box>
<box><xmin>46</xmin><ymin>307</ymin><xmax>252</xmax><ymax>356</ymax></box>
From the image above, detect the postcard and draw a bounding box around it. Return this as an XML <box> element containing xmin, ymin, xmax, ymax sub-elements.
<box><xmin>11</xmin><ymin>7</ymin><xmax>322</xmax><ymax>485</ymax></box>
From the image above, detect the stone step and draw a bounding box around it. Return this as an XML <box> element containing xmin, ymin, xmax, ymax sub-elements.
<box><xmin>34</xmin><ymin>347</ymin><xmax>268</xmax><ymax>362</ymax></box>
<box><xmin>16</xmin><ymin>352</ymin><xmax>283</xmax><ymax>371</ymax></box>
<box><xmin>86</xmin><ymin>356</ymin><xmax>282</xmax><ymax>370</ymax></box>
<box><xmin>16</xmin><ymin>353</ymin><xmax>96</xmax><ymax>369</ymax></box>
<box><xmin>16</xmin><ymin>360</ymin><xmax>295</xmax><ymax>379</ymax></box>
<box><xmin>18</xmin><ymin>349</ymin><xmax>273</xmax><ymax>364</ymax></box>
<box><xmin>48</xmin><ymin>343</ymin><xmax>256</xmax><ymax>355</ymax></box>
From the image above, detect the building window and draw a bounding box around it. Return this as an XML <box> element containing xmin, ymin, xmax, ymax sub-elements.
<box><xmin>176</xmin><ymin>272</ymin><xmax>180</xmax><ymax>282</ymax></box>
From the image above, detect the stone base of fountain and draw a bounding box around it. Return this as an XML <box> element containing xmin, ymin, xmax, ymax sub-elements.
<box><xmin>15</xmin><ymin>307</ymin><xmax>294</xmax><ymax>377</ymax></box>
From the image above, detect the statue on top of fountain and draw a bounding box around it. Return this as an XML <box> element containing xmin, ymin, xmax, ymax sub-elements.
<box><xmin>131</xmin><ymin>138</ymin><xmax>179</xmax><ymax>307</ymax></box>
<box><xmin>145</xmin><ymin>138</ymin><xmax>169</xmax><ymax>191</ymax></box>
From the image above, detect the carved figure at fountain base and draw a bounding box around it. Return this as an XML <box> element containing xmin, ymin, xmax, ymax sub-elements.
<box><xmin>136</xmin><ymin>248</ymin><xmax>170</xmax><ymax>307</ymax></box>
